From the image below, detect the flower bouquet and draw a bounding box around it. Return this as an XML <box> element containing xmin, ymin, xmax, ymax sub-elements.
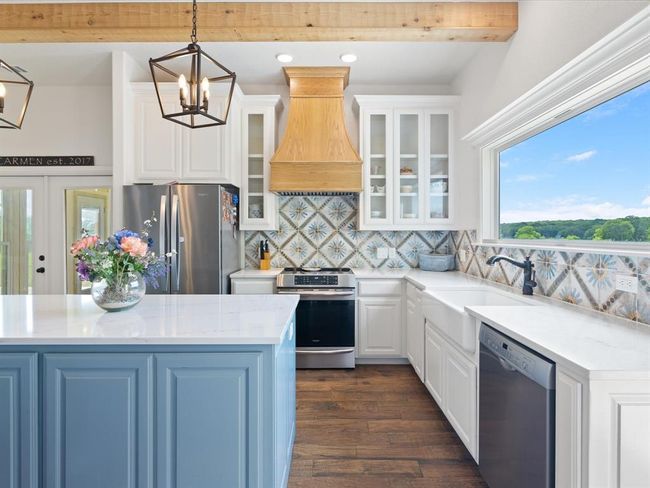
<box><xmin>70</xmin><ymin>217</ymin><xmax>170</xmax><ymax>312</ymax></box>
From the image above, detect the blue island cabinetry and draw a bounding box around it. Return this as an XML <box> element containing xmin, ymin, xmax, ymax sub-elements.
<box><xmin>0</xmin><ymin>315</ymin><xmax>296</xmax><ymax>488</ymax></box>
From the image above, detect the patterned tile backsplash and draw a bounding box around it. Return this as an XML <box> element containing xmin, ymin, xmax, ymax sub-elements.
<box><xmin>244</xmin><ymin>197</ymin><xmax>649</xmax><ymax>326</ymax></box>
<box><xmin>452</xmin><ymin>230</ymin><xmax>650</xmax><ymax>326</ymax></box>
<box><xmin>244</xmin><ymin>196</ymin><xmax>453</xmax><ymax>270</ymax></box>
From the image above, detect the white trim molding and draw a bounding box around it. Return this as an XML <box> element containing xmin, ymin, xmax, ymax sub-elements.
<box><xmin>461</xmin><ymin>6</ymin><xmax>650</xmax><ymax>247</ymax></box>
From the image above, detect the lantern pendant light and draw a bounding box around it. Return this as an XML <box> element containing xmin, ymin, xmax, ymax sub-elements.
<box><xmin>149</xmin><ymin>0</ymin><xmax>236</xmax><ymax>129</ymax></box>
<box><xmin>0</xmin><ymin>60</ymin><xmax>34</xmax><ymax>130</ymax></box>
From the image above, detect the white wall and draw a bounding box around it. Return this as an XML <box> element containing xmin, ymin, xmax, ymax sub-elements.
<box><xmin>0</xmin><ymin>85</ymin><xmax>113</xmax><ymax>167</ymax></box>
<box><xmin>450</xmin><ymin>0</ymin><xmax>648</xmax><ymax>230</ymax></box>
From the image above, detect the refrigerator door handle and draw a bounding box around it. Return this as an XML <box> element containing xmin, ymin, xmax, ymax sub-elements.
<box><xmin>159</xmin><ymin>194</ymin><xmax>167</xmax><ymax>259</ymax></box>
<box><xmin>171</xmin><ymin>193</ymin><xmax>180</xmax><ymax>293</ymax></box>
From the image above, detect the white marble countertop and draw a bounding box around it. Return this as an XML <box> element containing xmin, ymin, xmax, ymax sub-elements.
<box><xmin>230</xmin><ymin>268</ymin><xmax>284</xmax><ymax>278</ymax></box>
<box><xmin>352</xmin><ymin>268</ymin><xmax>483</xmax><ymax>289</ymax></box>
<box><xmin>0</xmin><ymin>294</ymin><xmax>299</xmax><ymax>345</ymax></box>
<box><xmin>467</xmin><ymin>305</ymin><xmax>650</xmax><ymax>379</ymax></box>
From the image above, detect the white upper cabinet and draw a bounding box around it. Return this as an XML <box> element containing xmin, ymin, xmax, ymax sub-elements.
<box><xmin>355</xmin><ymin>96</ymin><xmax>458</xmax><ymax>230</ymax></box>
<box><xmin>130</xmin><ymin>83</ymin><xmax>242</xmax><ymax>185</ymax></box>
<box><xmin>240</xmin><ymin>96</ymin><xmax>282</xmax><ymax>231</ymax></box>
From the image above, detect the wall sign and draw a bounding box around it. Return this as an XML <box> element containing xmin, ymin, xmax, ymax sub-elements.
<box><xmin>0</xmin><ymin>156</ymin><xmax>95</xmax><ymax>167</ymax></box>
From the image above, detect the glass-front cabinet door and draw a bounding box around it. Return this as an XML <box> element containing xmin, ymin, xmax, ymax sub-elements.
<box><xmin>362</xmin><ymin>110</ymin><xmax>393</xmax><ymax>227</ymax></box>
<box><xmin>394</xmin><ymin>110</ymin><xmax>424</xmax><ymax>225</ymax></box>
<box><xmin>426</xmin><ymin>111</ymin><xmax>451</xmax><ymax>222</ymax></box>
<box><xmin>240</xmin><ymin>97</ymin><xmax>280</xmax><ymax>231</ymax></box>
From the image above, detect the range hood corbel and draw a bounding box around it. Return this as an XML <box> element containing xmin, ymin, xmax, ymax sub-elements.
<box><xmin>270</xmin><ymin>67</ymin><xmax>362</xmax><ymax>195</ymax></box>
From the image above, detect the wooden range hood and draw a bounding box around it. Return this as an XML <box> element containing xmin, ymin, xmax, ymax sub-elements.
<box><xmin>270</xmin><ymin>67</ymin><xmax>362</xmax><ymax>195</ymax></box>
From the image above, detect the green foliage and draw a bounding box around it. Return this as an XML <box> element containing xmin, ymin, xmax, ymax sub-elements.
<box><xmin>514</xmin><ymin>225</ymin><xmax>543</xmax><ymax>239</ymax></box>
<box><xmin>500</xmin><ymin>216</ymin><xmax>650</xmax><ymax>242</ymax></box>
<box><xmin>597</xmin><ymin>219</ymin><xmax>636</xmax><ymax>241</ymax></box>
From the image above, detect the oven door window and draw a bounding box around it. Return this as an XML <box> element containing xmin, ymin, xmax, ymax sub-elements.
<box><xmin>296</xmin><ymin>299</ymin><xmax>355</xmax><ymax>347</ymax></box>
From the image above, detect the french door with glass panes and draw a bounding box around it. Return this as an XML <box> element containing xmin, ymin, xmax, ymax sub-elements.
<box><xmin>0</xmin><ymin>176</ymin><xmax>112</xmax><ymax>294</ymax></box>
<box><xmin>47</xmin><ymin>176</ymin><xmax>112</xmax><ymax>294</ymax></box>
<box><xmin>0</xmin><ymin>177</ymin><xmax>47</xmax><ymax>294</ymax></box>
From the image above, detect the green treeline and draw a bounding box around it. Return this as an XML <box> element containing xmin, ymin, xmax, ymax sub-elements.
<box><xmin>500</xmin><ymin>216</ymin><xmax>650</xmax><ymax>242</ymax></box>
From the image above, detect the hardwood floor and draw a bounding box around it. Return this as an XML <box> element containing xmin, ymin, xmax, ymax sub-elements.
<box><xmin>288</xmin><ymin>365</ymin><xmax>487</xmax><ymax>488</ymax></box>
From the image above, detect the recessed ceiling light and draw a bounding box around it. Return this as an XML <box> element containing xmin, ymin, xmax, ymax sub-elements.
<box><xmin>276</xmin><ymin>54</ymin><xmax>293</xmax><ymax>63</ymax></box>
<box><xmin>340</xmin><ymin>53</ymin><xmax>357</xmax><ymax>63</ymax></box>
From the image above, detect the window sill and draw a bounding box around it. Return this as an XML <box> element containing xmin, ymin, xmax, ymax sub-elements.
<box><xmin>478</xmin><ymin>239</ymin><xmax>650</xmax><ymax>257</ymax></box>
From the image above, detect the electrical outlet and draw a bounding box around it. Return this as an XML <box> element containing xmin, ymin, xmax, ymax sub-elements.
<box><xmin>388</xmin><ymin>247</ymin><xmax>397</xmax><ymax>258</ymax></box>
<box><xmin>615</xmin><ymin>274</ymin><xmax>638</xmax><ymax>294</ymax></box>
<box><xmin>377</xmin><ymin>247</ymin><xmax>389</xmax><ymax>259</ymax></box>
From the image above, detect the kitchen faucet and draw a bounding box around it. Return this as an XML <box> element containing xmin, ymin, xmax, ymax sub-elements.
<box><xmin>486</xmin><ymin>255</ymin><xmax>537</xmax><ymax>295</ymax></box>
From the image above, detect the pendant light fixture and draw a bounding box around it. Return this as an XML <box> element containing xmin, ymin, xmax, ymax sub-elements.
<box><xmin>0</xmin><ymin>59</ymin><xmax>34</xmax><ymax>130</ymax></box>
<box><xmin>149</xmin><ymin>0</ymin><xmax>236</xmax><ymax>129</ymax></box>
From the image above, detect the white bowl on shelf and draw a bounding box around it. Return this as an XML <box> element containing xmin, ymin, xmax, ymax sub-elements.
<box><xmin>403</xmin><ymin>213</ymin><xmax>416</xmax><ymax>218</ymax></box>
<box><xmin>371</xmin><ymin>210</ymin><xmax>383</xmax><ymax>218</ymax></box>
<box><xmin>400</xmin><ymin>185</ymin><xmax>413</xmax><ymax>193</ymax></box>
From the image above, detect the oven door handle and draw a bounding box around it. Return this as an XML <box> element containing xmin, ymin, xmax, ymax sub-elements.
<box><xmin>277</xmin><ymin>290</ymin><xmax>355</xmax><ymax>297</ymax></box>
<box><xmin>296</xmin><ymin>348</ymin><xmax>355</xmax><ymax>355</ymax></box>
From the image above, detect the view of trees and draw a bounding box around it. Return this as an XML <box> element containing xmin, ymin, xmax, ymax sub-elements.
<box><xmin>500</xmin><ymin>216</ymin><xmax>650</xmax><ymax>242</ymax></box>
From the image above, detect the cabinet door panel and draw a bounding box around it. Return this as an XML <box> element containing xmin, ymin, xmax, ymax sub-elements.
<box><xmin>358</xmin><ymin>297</ymin><xmax>402</xmax><ymax>357</ymax></box>
<box><xmin>424</xmin><ymin>324</ymin><xmax>444</xmax><ymax>405</ymax></box>
<box><xmin>44</xmin><ymin>354</ymin><xmax>153</xmax><ymax>488</ymax></box>
<box><xmin>0</xmin><ymin>354</ymin><xmax>37</xmax><ymax>488</ymax></box>
<box><xmin>183</xmin><ymin>105</ymin><xmax>228</xmax><ymax>181</ymax></box>
<box><xmin>156</xmin><ymin>353</ymin><xmax>263</xmax><ymax>488</ymax></box>
<box><xmin>556</xmin><ymin>370</ymin><xmax>582</xmax><ymax>488</ymax></box>
<box><xmin>444</xmin><ymin>345</ymin><xmax>477</xmax><ymax>456</ymax></box>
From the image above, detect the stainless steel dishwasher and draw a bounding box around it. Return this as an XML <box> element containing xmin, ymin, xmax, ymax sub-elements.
<box><xmin>479</xmin><ymin>324</ymin><xmax>555</xmax><ymax>488</ymax></box>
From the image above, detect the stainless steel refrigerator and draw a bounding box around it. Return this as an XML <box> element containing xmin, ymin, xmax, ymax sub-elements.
<box><xmin>123</xmin><ymin>184</ymin><xmax>240</xmax><ymax>294</ymax></box>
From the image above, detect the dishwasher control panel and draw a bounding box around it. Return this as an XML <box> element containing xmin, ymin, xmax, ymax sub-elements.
<box><xmin>479</xmin><ymin>323</ymin><xmax>555</xmax><ymax>388</ymax></box>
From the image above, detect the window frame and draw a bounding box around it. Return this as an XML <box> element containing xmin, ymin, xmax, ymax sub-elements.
<box><xmin>479</xmin><ymin>61</ymin><xmax>650</xmax><ymax>253</ymax></box>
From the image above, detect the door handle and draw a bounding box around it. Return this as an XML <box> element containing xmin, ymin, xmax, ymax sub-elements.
<box><xmin>296</xmin><ymin>348</ymin><xmax>355</xmax><ymax>355</ymax></box>
<box><xmin>498</xmin><ymin>356</ymin><xmax>517</xmax><ymax>372</ymax></box>
<box><xmin>171</xmin><ymin>193</ymin><xmax>180</xmax><ymax>293</ymax></box>
<box><xmin>159</xmin><ymin>194</ymin><xmax>167</xmax><ymax>259</ymax></box>
<box><xmin>36</xmin><ymin>267</ymin><xmax>45</xmax><ymax>274</ymax></box>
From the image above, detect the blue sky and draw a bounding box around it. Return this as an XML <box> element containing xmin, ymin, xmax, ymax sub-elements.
<box><xmin>499</xmin><ymin>81</ymin><xmax>650</xmax><ymax>223</ymax></box>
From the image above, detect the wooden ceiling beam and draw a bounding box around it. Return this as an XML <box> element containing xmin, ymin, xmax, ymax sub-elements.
<box><xmin>0</xmin><ymin>2</ymin><xmax>518</xmax><ymax>43</ymax></box>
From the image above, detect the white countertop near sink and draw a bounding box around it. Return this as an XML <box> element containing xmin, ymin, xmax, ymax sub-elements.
<box><xmin>467</xmin><ymin>304</ymin><xmax>650</xmax><ymax>379</ymax></box>
<box><xmin>0</xmin><ymin>294</ymin><xmax>299</xmax><ymax>345</ymax></box>
<box><xmin>230</xmin><ymin>268</ymin><xmax>284</xmax><ymax>278</ymax></box>
<box><xmin>352</xmin><ymin>268</ymin><xmax>481</xmax><ymax>289</ymax></box>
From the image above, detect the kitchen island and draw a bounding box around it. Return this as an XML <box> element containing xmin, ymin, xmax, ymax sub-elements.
<box><xmin>0</xmin><ymin>294</ymin><xmax>299</xmax><ymax>488</ymax></box>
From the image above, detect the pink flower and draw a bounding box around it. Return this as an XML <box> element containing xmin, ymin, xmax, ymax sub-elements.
<box><xmin>70</xmin><ymin>235</ymin><xmax>98</xmax><ymax>256</ymax></box>
<box><xmin>120</xmin><ymin>236</ymin><xmax>148</xmax><ymax>257</ymax></box>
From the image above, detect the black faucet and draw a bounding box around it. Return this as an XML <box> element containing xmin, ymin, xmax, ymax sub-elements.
<box><xmin>486</xmin><ymin>255</ymin><xmax>537</xmax><ymax>295</ymax></box>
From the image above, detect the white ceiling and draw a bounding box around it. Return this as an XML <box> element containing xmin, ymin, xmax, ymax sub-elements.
<box><xmin>0</xmin><ymin>41</ymin><xmax>492</xmax><ymax>87</ymax></box>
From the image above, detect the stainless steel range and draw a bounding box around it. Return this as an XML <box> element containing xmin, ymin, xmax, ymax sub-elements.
<box><xmin>277</xmin><ymin>267</ymin><xmax>356</xmax><ymax>369</ymax></box>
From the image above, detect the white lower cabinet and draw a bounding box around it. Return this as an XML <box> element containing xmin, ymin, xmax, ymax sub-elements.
<box><xmin>424</xmin><ymin>323</ymin><xmax>444</xmax><ymax>405</ymax></box>
<box><xmin>425</xmin><ymin>320</ymin><xmax>477</xmax><ymax>458</ymax></box>
<box><xmin>231</xmin><ymin>278</ymin><xmax>275</xmax><ymax>295</ymax></box>
<box><xmin>443</xmin><ymin>344</ymin><xmax>476</xmax><ymax>453</ymax></box>
<box><xmin>358</xmin><ymin>297</ymin><xmax>403</xmax><ymax>357</ymax></box>
<box><xmin>405</xmin><ymin>289</ymin><xmax>424</xmax><ymax>381</ymax></box>
<box><xmin>556</xmin><ymin>369</ymin><xmax>582</xmax><ymax>488</ymax></box>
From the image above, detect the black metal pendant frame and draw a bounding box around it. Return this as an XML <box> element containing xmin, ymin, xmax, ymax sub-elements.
<box><xmin>149</xmin><ymin>43</ymin><xmax>236</xmax><ymax>129</ymax></box>
<box><xmin>0</xmin><ymin>59</ymin><xmax>34</xmax><ymax>130</ymax></box>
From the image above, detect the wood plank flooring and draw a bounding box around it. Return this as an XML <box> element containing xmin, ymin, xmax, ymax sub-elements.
<box><xmin>288</xmin><ymin>365</ymin><xmax>487</xmax><ymax>488</ymax></box>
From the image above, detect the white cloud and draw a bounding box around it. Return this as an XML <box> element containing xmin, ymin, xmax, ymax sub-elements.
<box><xmin>505</xmin><ymin>173</ymin><xmax>551</xmax><ymax>183</ymax></box>
<box><xmin>502</xmin><ymin>196</ymin><xmax>650</xmax><ymax>223</ymax></box>
<box><xmin>566</xmin><ymin>150</ymin><xmax>597</xmax><ymax>162</ymax></box>
<box><xmin>643</xmin><ymin>195</ymin><xmax>650</xmax><ymax>206</ymax></box>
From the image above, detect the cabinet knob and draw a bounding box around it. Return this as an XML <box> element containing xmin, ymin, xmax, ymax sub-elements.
<box><xmin>36</xmin><ymin>267</ymin><xmax>45</xmax><ymax>274</ymax></box>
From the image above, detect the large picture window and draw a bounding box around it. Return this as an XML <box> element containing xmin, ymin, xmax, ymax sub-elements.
<box><xmin>498</xmin><ymin>81</ymin><xmax>650</xmax><ymax>243</ymax></box>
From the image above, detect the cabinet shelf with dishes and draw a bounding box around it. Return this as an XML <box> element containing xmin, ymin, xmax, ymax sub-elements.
<box><xmin>240</xmin><ymin>96</ymin><xmax>283</xmax><ymax>231</ymax></box>
<box><xmin>355</xmin><ymin>95</ymin><xmax>458</xmax><ymax>230</ymax></box>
